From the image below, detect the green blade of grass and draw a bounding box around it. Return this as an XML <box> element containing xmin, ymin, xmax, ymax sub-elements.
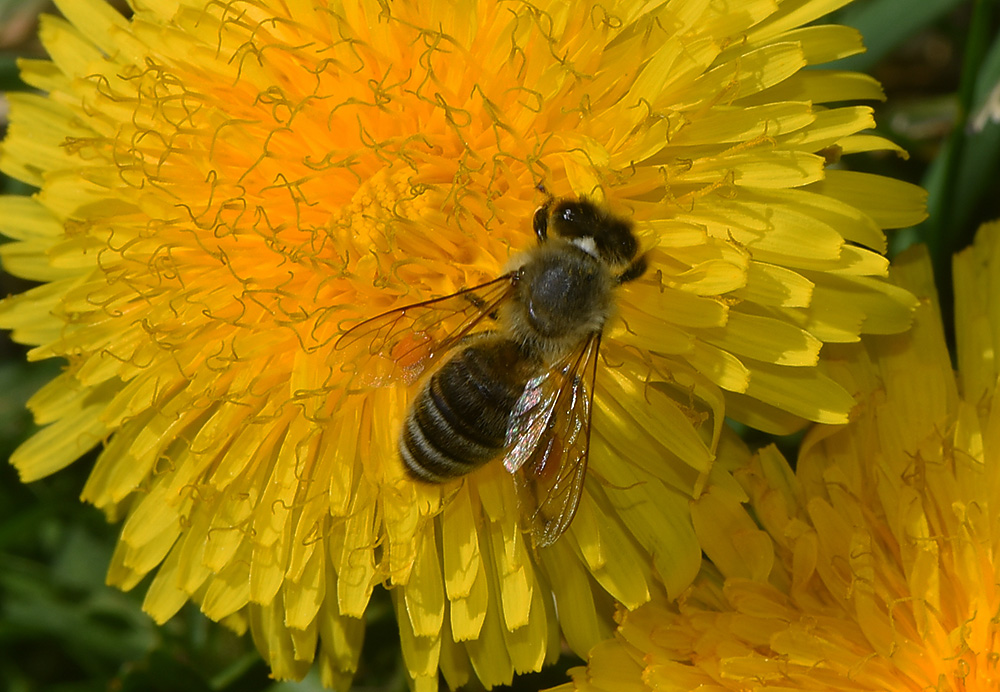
<box><xmin>831</xmin><ymin>0</ymin><xmax>967</xmax><ymax>72</ymax></box>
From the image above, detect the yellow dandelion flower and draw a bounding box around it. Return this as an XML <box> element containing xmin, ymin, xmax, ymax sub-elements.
<box><xmin>554</xmin><ymin>223</ymin><xmax>1000</xmax><ymax>692</ymax></box>
<box><xmin>0</xmin><ymin>0</ymin><xmax>925</xmax><ymax>688</ymax></box>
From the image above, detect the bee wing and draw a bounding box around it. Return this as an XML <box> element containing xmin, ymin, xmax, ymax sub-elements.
<box><xmin>334</xmin><ymin>274</ymin><xmax>517</xmax><ymax>388</ymax></box>
<box><xmin>503</xmin><ymin>332</ymin><xmax>601</xmax><ymax>549</ymax></box>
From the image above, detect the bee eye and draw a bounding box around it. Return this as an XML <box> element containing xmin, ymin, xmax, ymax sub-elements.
<box><xmin>533</xmin><ymin>205</ymin><xmax>549</xmax><ymax>241</ymax></box>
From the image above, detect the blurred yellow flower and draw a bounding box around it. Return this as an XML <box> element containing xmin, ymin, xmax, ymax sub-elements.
<box><xmin>0</xmin><ymin>0</ymin><xmax>925</xmax><ymax>688</ymax></box>
<box><xmin>554</xmin><ymin>223</ymin><xmax>1000</xmax><ymax>692</ymax></box>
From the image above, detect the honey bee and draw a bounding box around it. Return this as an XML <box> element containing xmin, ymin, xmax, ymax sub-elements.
<box><xmin>335</xmin><ymin>196</ymin><xmax>646</xmax><ymax>547</ymax></box>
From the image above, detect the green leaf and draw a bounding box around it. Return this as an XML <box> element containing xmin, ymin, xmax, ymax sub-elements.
<box><xmin>0</xmin><ymin>360</ymin><xmax>62</xmax><ymax>454</ymax></box>
<box><xmin>117</xmin><ymin>651</ymin><xmax>216</xmax><ymax>692</ymax></box>
<box><xmin>830</xmin><ymin>0</ymin><xmax>968</xmax><ymax>72</ymax></box>
<box><xmin>0</xmin><ymin>56</ymin><xmax>26</xmax><ymax>91</ymax></box>
<box><xmin>949</xmin><ymin>27</ymin><xmax>1000</xmax><ymax>241</ymax></box>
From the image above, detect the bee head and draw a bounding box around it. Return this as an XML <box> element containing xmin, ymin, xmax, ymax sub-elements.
<box><xmin>534</xmin><ymin>197</ymin><xmax>639</xmax><ymax>270</ymax></box>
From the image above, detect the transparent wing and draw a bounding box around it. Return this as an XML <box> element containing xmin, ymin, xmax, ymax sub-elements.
<box><xmin>503</xmin><ymin>332</ymin><xmax>601</xmax><ymax>548</ymax></box>
<box><xmin>333</xmin><ymin>274</ymin><xmax>517</xmax><ymax>388</ymax></box>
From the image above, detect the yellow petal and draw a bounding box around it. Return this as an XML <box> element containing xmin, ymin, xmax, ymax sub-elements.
<box><xmin>807</xmin><ymin>169</ymin><xmax>928</xmax><ymax>229</ymax></box>
<box><xmin>403</xmin><ymin>530</ymin><xmax>446</xmax><ymax>637</ymax></box>
<box><xmin>745</xmin><ymin>361</ymin><xmax>855</xmax><ymax>424</ymax></box>
<box><xmin>700</xmin><ymin>310</ymin><xmax>822</xmax><ymax>367</ymax></box>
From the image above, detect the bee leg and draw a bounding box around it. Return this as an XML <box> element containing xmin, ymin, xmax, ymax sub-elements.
<box><xmin>616</xmin><ymin>252</ymin><xmax>648</xmax><ymax>285</ymax></box>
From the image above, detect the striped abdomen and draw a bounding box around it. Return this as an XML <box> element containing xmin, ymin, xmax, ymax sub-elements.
<box><xmin>401</xmin><ymin>339</ymin><xmax>531</xmax><ymax>482</ymax></box>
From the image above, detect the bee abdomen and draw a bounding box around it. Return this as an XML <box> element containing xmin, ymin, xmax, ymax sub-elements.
<box><xmin>401</xmin><ymin>340</ymin><xmax>527</xmax><ymax>483</ymax></box>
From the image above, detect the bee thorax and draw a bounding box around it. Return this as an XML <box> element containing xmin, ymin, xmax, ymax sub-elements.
<box><xmin>514</xmin><ymin>245</ymin><xmax>612</xmax><ymax>344</ymax></box>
